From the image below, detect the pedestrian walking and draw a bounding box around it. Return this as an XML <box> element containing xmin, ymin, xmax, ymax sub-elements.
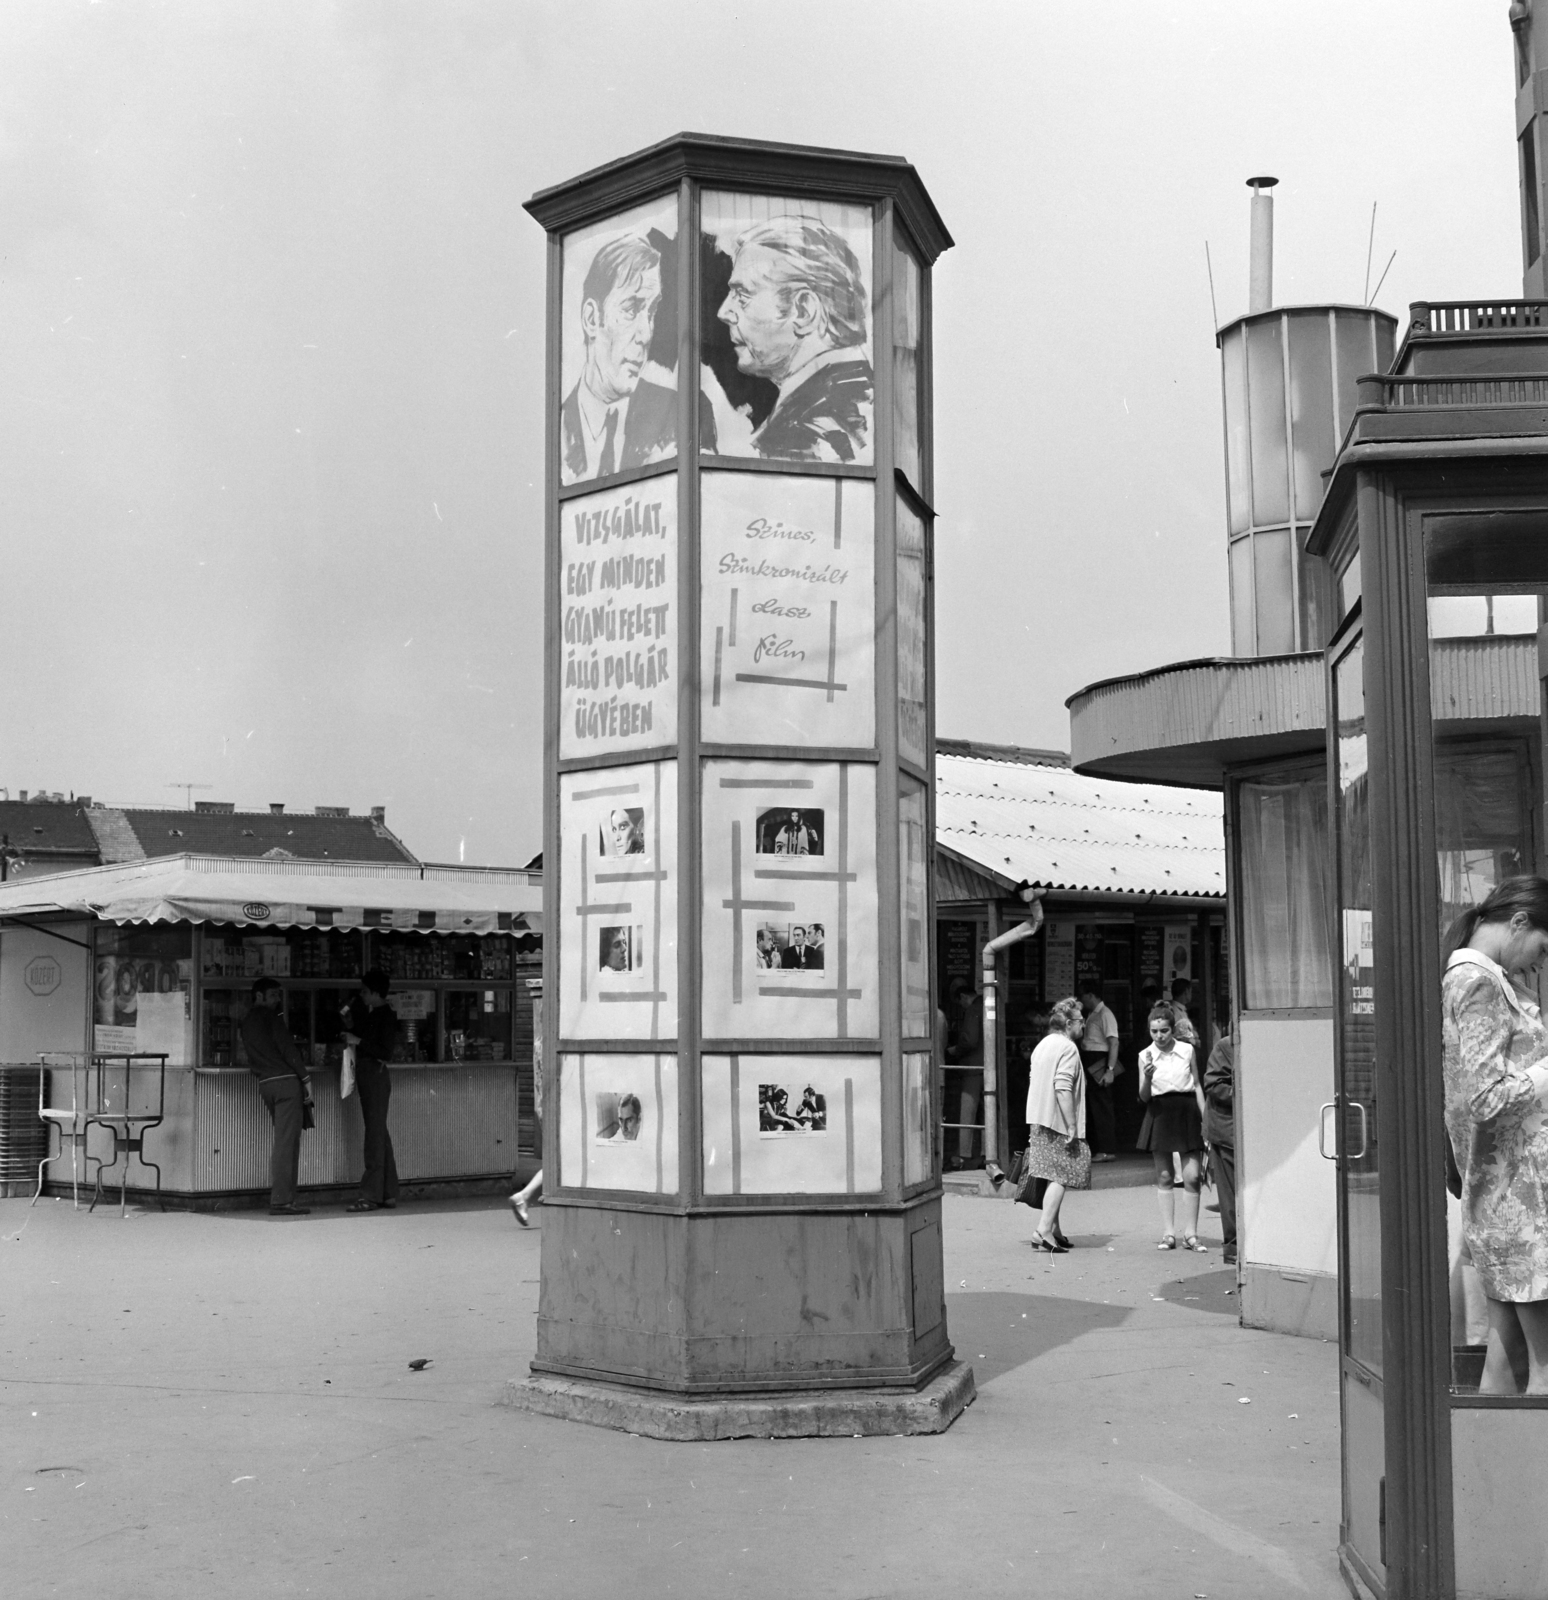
<box><xmin>1138</xmin><ymin>1002</ymin><xmax>1209</xmax><ymax>1251</ymax></box>
<box><xmin>1203</xmin><ymin>1028</ymin><xmax>1237</xmax><ymax>1264</ymax></box>
<box><xmin>341</xmin><ymin>969</ymin><xmax>401</xmax><ymax>1213</ymax></box>
<box><xmin>1077</xmin><ymin>983</ymin><xmax>1122</xmax><ymax>1162</ymax></box>
<box><xmin>1021</xmin><ymin>996</ymin><xmax>1091</xmax><ymax>1253</ymax></box>
<box><xmin>239</xmin><ymin>977</ymin><xmax>314</xmax><ymax>1216</ymax></box>
<box><xmin>1441</xmin><ymin>876</ymin><xmax>1548</xmax><ymax>1394</ymax></box>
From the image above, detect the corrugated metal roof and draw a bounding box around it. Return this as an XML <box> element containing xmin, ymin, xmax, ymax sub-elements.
<box><xmin>936</xmin><ymin>751</ymin><xmax>1225</xmax><ymax>899</ymax></box>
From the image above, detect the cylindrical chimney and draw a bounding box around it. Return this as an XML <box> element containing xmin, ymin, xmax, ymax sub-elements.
<box><xmin>1248</xmin><ymin>176</ymin><xmax>1278</xmax><ymax>313</ymax></box>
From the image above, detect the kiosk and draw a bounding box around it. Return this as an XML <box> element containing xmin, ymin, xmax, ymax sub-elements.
<box><xmin>511</xmin><ymin>135</ymin><xmax>968</xmax><ymax>1437</ymax></box>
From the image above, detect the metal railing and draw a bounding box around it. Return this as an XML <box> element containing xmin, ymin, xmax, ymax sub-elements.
<box><xmin>1408</xmin><ymin>300</ymin><xmax>1548</xmax><ymax>336</ymax></box>
<box><xmin>1358</xmin><ymin>372</ymin><xmax>1548</xmax><ymax>409</ymax></box>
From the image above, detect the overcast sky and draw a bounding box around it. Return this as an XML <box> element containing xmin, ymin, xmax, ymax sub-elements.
<box><xmin>0</xmin><ymin>0</ymin><xmax>1523</xmax><ymax>865</ymax></box>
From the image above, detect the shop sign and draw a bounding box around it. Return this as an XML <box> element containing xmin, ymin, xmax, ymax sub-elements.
<box><xmin>24</xmin><ymin>955</ymin><xmax>62</xmax><ymax>996</ymax></box>
<box><xmin>243</xmin><ymin>902</ymin><xmax>272</xmax><ymax>921</ymax></box>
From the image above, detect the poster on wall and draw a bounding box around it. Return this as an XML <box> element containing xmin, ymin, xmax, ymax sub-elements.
<box><xmin>700</xmin><ymin>759</ymin><xmax>878</xmax><ymax>1041</ymax></box>
<box><xmin>699</xmin><ymin>192</ymin><xmax>874</xmax><ymax>465</ymax></box>
<box><xmin>558</xmin><ymin>761</ymin><xmax>678</xmax><ymax>1042</ymax></box>
<box><xmin>560</xmin><ymin>194</ymin><xmax>715</xmax><ymax>486</ymax></box>
<box><xmin>702</xmin><ymin>1054</ymin><xmax>881</xmax><ymax>1195</ymax></box>
<box><xmin>557</xmin><ymin>476</ymin><xmax>677</xmax><ymax>760</ymax></box>
<box><xmin>699</xmin><ymin>472</ymin><xmax>874</xmax><ymax>749</ymax></box>
<box><xmin>1164</xmin><ymin>924</ymin><xmax>1192</xmax><ymax>986</ymax></box>
<box><xmin>899</xmin><ymin>776</ymin><xmax>930</xmax><ymax>1037</ymax></box>
<box><xmin>93</xmin><ymin>955</ymin><xmax>192</xmax><ymax>1062</ymax></box>
<box><xmin>557</xmin><ymin>1051</ymin><xmax>678</xmax><ymax>1194</ymax></box>
<box><xmin>1043</xmin><ymin>920</ymin><xmax>1075</xmax><ymax>1002</ymax></box>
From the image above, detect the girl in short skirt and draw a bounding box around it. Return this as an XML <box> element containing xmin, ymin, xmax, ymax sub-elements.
<box><xmin>1138</xmin><ymin>1002</ymin><xmax>1209</xmax><ymax>1251</ymax></box>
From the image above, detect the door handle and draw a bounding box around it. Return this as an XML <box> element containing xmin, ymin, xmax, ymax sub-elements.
<box><xmin>1318</xmin><ymin>1101</ymin><xmax>1337</xmax><ymax>1160</ymax></box>
<box><xmin>1347</xmin><ymin>1100</ymin><xmax>1369</xmax><ymax>1161</ymax></box>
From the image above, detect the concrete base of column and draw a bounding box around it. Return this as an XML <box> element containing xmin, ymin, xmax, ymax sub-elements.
<box><xmin>501</xmin><ymin>1358</ymin><xmax>976</xmax><ymax>1441</ymax></box>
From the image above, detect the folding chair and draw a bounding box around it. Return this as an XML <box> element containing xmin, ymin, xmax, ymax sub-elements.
<box><xmin>34</xmin><ymin>1053</ymin><xmax>97</xmax><ymax>1209</ymax></box>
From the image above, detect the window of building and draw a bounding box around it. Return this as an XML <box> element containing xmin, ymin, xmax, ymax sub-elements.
<box><xmin>1236</xmin><ymin>770</ymin><xmax>1333</xmax><ymax>1010</ymax></box>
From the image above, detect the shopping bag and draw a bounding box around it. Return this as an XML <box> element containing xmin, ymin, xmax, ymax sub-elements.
<box><xmin>340</xmin><ymin>1043</ymin><xmax>357</xmax><ymax>1100</ymax></box>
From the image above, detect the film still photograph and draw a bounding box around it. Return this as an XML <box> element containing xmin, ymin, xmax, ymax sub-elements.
<box><xmin>599</xmin><ymin>805</ymin><xmax>646</xmax><ymax>858</ymax></box>
<box><xmin>594</xmin><ymin>1090</ymin><xmax>644</xmax><ymax>1144</ymax></box>
<box><xmin>598</xmin><ymin>925</ymin><xmax>643</xmax><ymax>974</ymax></box>
<box><xmin>755</xmin><ymin>806</ymin><xmax>824</xmax><ymax>857</ymax></box>
<box><xmin>758</xmin><ymin>1081</ymin><xmax>827</xmax><ymax>1135</ymax></box>
<box><xmin>699</xmin><ymin>192</ymin><xmax>873</xmax><ymax>464</ymax></box>
<box><xmin>755</xmin><ymin>920</ymin><xmax>825</xmax><ymax>972</ymax></box>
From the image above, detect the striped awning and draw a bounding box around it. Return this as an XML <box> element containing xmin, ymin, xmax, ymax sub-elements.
<box><xmin>0</xmin><ymin>855</ymin><xmax>542</xmax><ymax>936</ymax></box>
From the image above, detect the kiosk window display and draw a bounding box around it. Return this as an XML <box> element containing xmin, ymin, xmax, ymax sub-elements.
<box><xmin>523</xmin><ymin>137</ymin><xmax>964</xmax><ymax>1425</ymax></box>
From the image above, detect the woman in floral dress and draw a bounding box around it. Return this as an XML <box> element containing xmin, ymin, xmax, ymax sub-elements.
<box><xmin>1442</xmin><ymin>877</ymin><xmax>1548</xmax><ymax>1394</ymax></box>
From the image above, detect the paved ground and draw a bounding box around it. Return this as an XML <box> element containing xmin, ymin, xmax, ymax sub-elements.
<box><xmin>2</xmin><ymin>1184</ymin><xmax>1345</xmax><ymax>1600</ymax></box>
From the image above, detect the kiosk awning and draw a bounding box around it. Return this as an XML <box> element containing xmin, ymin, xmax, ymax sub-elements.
<box><xmin>0</xmin><ymin>855</ymin><xmax>543</xmax><ymax>936</ymax></box>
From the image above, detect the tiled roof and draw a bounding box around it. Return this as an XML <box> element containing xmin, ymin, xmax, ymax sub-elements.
<box><xmin>935</xmin><ymin>750</ymin><xmax>1225</xmax><ymax>899</ymax></box>
<box><xmin>119</xmin><ymin>809</ymin><xmax>417</xmax><ymax>865</ymax></box>
<box><xmin>0</xmin><ymin>801</ymin><xmax>101</xmax><ymax>856</ymax></box>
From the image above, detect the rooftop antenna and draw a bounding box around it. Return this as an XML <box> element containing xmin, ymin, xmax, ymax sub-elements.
<box><xmin>168</xmin><ymin>782</ymin><xmax>213</xmax><ymax>810</ymax></box>
<box><xmin>1204</xmin><ymin>240</ymin><xmax>1220</xmax><ymax>328</ymax></box>
<box><xmin>1247</xmin><ymin>176</ymin><xmax>1278</xmax><ymax>313</ymax></box>
<box><xmin>1363</xmin><ymin>201</ymin><xmax>1378</xmax><ymax>305</ymax></box>
<box><xmin>1368</xmin><ymin>248</ymin><xmax>1397</xmax><ymax>308</ymax></box>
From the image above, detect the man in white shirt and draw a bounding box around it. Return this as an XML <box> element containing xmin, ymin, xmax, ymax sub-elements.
<box><xmin>1078</xmin><ymin>983</ymin><xmax>1123</xmax><ymax>1162</ymax></box>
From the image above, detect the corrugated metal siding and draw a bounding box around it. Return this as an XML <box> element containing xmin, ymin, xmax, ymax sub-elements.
<box><xmin>1069</xmin><ymin>655</ymin><xmax>1325</xmax><ymax>769</ymax></box>
<box><xmin>1431</xmin><ymin>636</ymin><xmax>1538</xmax><ymax>721</ymax></box>
<box><xmin>935</xmin><ymin>848</ymin><xmax>1009</xmax><ymax>904</ymax></box>
<box><xmin>188</xmin><ymin>1066</ymin><xmax>518</xmax><ymax>1191</ymax></box>
<box><xmin>936</xmin><ymin>754</ymin><xmax>1225</xmax><ymax>899</ymax></box>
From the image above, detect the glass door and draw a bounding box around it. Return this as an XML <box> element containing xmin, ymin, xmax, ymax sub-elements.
<box><xmin>1331</xmin><ymin>625</ymin><xmax>1386</xmax><ymax>1594</ymax></box>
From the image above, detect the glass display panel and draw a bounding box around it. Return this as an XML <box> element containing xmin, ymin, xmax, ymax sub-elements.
<box><xmin>896</xmin><ymin>495</ymin><xmax>928</xmax><ymax>768</ymax></box>
<box><xmin>444</xmin><ymin>989</ymin><xmax>513</xmax><ymax>1062</ymax></box>
<box><xmin>1287</xmin><ymin>312</ymin><xmax>1336</xmax><ymax>519</ymax></box>
<box><xmin>1237</xmin><ymin>772</ymin><xmax>1332</xmax><ymax>1009</ymax></box>
<box><xmin>1229</xmin><ymin>536</ymin><xmax>1255</xmax><ymax>652</ymax></box>
<box><xmin>1423</xmin><ymin>518</ymin><xmax>1548</xmax><ymax>1396</ymax></box>
<box><xmin>700</xmin><ymin>759</ymin><xmax>879</xmax><ymax>1041</ymax></box>
<box><xmin>699</xmin><ymin>472</ymin><xmax>875</xmax><ymax>749</ymax></box>
<box><xmin>1333</xmin><ymin>313</ymin><xmax>1380</xmax><ymax>423</ymax></box>
<box><xmin>893</xmin><ymin>231</ymin><xmax>922</xmax><ymax>488</ymax></box>
<box><xmin>1252</xmin><ymin>527</ymin><xmax>1295</xmax><ymax>655</ymax></box>
<box><xmin>1334</xmin><ymin>637</ymin><xmax>1382</xmax><ymax>1376</ymax></box>
<box><xmin>560</xmin><ymin>194</ymin><xmax>684</xmax><ymax>487</ymax></box>
<box><xmin>903</xmin><ymin>1049</ymin><xmax>932</xmax><ymax>1187</ymax></box>
<box><xmin>1221</xmin><ymin>327</ymin><xmax>1252</xmax><ymax>536</ymax></box>
<box><xmin>900</xmin><ymin>775</ymin><xmax>931</xmax><ymax>1036</ymax></box>
<box><xmin>1246</xmin><ymin>317</ymin><xmax>1288</xmax><ymax>525</ymax></box>
<box><xmin>702</xmin><ymin>1054</ymin><xmax>882</xmax><ymax>1194</ymax></box>
<box><xmin>557</xmin><ymin>475</ymin><xmax>677</xmax><ymax>760</ymax></box>
<box><xmin>700</xmin><ymin>191</ymin><xmax>874</xmax><ymax>465</ymax></box>
<box><xmin>558</xmin><ymin>1051</ymin><xmax>678</xmax><ymax>1194</ymax></box>
<box><xmin>94</xmin><ymin>924</ymin><xmax>192</xmax><ymax>1061</ymax></box>
<box><xmin>558</xmin><ymin>760</ymin><xmax>678</xmax><ymax>1043</ymax></box>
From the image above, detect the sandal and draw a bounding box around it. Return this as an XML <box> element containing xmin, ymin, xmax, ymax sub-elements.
<box><xmin>1158</xmin><ymin>1234</ymin><xmax>1176</xmax><ymax>1250</ymax></box>
<box><xmin>1183</xmin><ymin>1235</ymin><xmax>1208</xmax><ymax>1253</ymax></box>
<box><xmin>347</xmin><ymin>1200</ymin><xmax>381</xmax><ymax>1213</ymax></box>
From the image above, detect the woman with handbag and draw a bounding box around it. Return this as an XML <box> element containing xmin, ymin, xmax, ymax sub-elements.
<box><xmin>1021</xmin><ymin>997</ymin><xmax>1091</xmax><ymax>1253</ymax></box>
<box><xmin>1138</xmin><ymin>1002</ymin><xmax>1209</xmax><ymax>1251</ymax></box>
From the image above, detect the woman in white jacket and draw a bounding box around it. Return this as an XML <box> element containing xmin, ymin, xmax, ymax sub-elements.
<box><xmin>1021</xmin><ymin>997</ymin><xmax>1091</xmax><ymax>1253</ymax></box>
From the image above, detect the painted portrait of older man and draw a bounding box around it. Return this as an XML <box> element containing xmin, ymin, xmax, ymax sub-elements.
<box><xmin>712</xmin><ymin>213</ymin><xmax>872</xmax><ymax>465</ymax></box>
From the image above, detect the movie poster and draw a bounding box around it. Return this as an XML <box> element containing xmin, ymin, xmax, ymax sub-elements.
<box><xmin>699</xmin><ymin>192</ymin><xmax>873</xmax><ymax>465</ymax></box>
<box><xmin>699</xmin><ymin>472</ymin><xmax>874</xmax><ymax>749</ymax></box>
<box><xmin>558</xmin><ymin>1051</ymin><xmax>677</xmax><ymax>1194</ymax></box>
<box><xmin>701</xmin><ymin>1054</ymin><xmax>881</xmax><ymax>1195</ymax></box>
<box><xmin>560</xmin><ymin>195</ymin><xmax>688</xmax><ymax>488</ymax></box>
<box><xmin>558</xmin><ymin>761</ymin><xmax>678</xmax><ymax>1042</ymax></box>
<box><xmin>903</xmin><ymin>1050</ymin><xmax>933</xmax><ymax>1188</ymax></box>
<box><xmin>557</xmin><ymin>476</ymin><xmax>677</xmax><ymax>760</ymax></box>
<box><xmin>700</xmin><ymin>759</ymin><xmax>878</xmax><ymax>1041</ymax></box>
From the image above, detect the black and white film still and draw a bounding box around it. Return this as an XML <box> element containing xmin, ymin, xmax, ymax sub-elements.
<box><xmin>594</xmin><ymin>1089</ymin><xmax>644</xmax><ymax>1144</ymax></box>
<box><xmin>754</xmin><ymin>920</ymin><xmax>825</xmax><ymax>972</ymax></box>
<box><xmin>755</xmin><ymin>806</ymin><xmax>823</xmax><ymax>857</ymax></box>
<box><xmin>758</xmin><ymin>1081</ymin><xmax>827</xmax><ymax>1135</ymax></box>
<box><xmin>599</xmin><ymin>805</ymin><xmax>646</xmax><ymax>858</ymax></box>
<box><xmin>598</xmin><ymin>925</ymin><xmax>644</xmax><ymax>973</ymax></box>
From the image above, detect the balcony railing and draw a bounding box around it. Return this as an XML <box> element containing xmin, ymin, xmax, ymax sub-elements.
<box><xmin>1357</xmin><ymin>372</ymin><xmax>1548</xmax><ymax>408</ymax></box>
<box><xmin>1408</xmin><ymin>300</ymin><xmax>1548</xmax><ymax>336</ymax></box>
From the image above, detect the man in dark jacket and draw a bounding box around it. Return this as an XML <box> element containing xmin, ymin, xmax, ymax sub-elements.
<box><xmin>240</xmin><ymin>978</ymin><xmax>313</xmax><ymax>1216</ymax></box>
<box><xmin>1203</xmin><ymin>1031</ymin><xmax>1237</xmax><ymax>1264</ymax></box>
<box><xmin>342</xmin><ymin>968</ymin><xmax>401</xmax><ymax>1213</ymax></box>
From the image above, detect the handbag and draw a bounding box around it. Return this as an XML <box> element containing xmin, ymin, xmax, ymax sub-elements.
<box><xmin>301</xmin><ymin>1099</ymin><xmax>316</xmax><ymax>1131</ymax></box>
<box><xmin>340</xmin><ymin>1043</ymin><xmax>357</xmax><ymax>1101</ymax></box>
